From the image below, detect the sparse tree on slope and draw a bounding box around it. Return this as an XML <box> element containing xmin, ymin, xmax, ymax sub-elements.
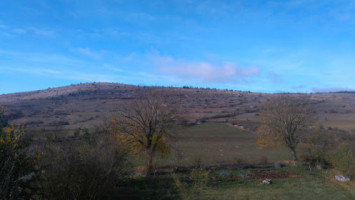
<box><xmin>110</xmin><ymin>88</ymin><xmax>176</xmax><ymax>175</ymax></box>
<box><xmin>256</xmin><ymin>94</ymin><xmax>314</xmax><ymax>162</ymax></box>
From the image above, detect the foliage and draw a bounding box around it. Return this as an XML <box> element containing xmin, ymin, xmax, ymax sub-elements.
<box><xmin>173</xmin><ymin>167</ymin><xmax>210</xmax><ymax>200</ymax></box>
<box><xmin>116</xmin><ymin>176</ymin><xmax>179</xmax><ymax>199</ymax></box>
<box><xmin>110</xmin><ymin>88</ymin><xmax>176</xmax><ymax>175</ymax></box>
<box><xmin>300</xmin><ymin>126</ymin><xmax>337</xmax><ymax>167</ymax></box>
<box><xmin>0</xmin><ymin>126</ymin><xmax>37</xmax><ymax>200</ymax></box>
<box><xmin>328</xmin><ymin>145</ymin><xmax>355</xmax><ymax>178</ymax></box>
<box><xmin>0</xmin><ymin>105</ymin><xmax>8</xmax><ymax>129</ymax></box>
<box><xmin>256</xmin><ymin>94</ymin><xmax>314</xmax><ymax>162</ymax></box>
<box><xmin>38</xmin><ymin>134</ymin><xmax>131</xmax><ymax>200</ymax></box>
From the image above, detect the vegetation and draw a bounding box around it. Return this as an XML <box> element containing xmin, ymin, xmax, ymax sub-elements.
<box><xmin>328</xmin><ymin>145</ymin><xmax>355</xmax><ymax>179</ymax></box>
<box><xmin>194</xmin><ymin>167</ymin><xmax>355</xmax><ymax>200</ymax></box>
<box><xmin>0</xmin><ymin>109</ymin><xmax>36</xmax><ymax>199</ymax></box>
<box><xmin>300</xmin><ymin>125</ymin><xmax>337</xmax><ymax>167</ymax></box>
<box><xmin>158</xmin><ymin>123</ymin><xmax>290</xmax><ymax>167</ymax></box>
<box><xmin>38</xmin><ymin>133</ymin><xmax>131</xmax><ymax>199</ymax></box>
<box><xmin>2</xmin><ymin>85</ymin><xmax>355</xmax><ymax>199</ymax></box>
<box><xmin>110</xmin><ymin>88</ymin><xmax>176</xmax><ymax>175</ymax></box>
<box><xmin>0</xmin><ymin>105</ymin><xmax>8</xmax><ymax>129</ymax></box>
<box><xmin>257</xmin><ymin>94</ymin><xmax>314</xmax><ymax>162</ymax></box>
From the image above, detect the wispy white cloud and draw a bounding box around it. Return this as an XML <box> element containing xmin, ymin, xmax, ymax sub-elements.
<box><xmin>126</xmin><ymin>12</ymin><xmax>156</xmax><ymax>22</ymax></box>
<box><xmin>0</xmin><ymin>50</ymin><xmax>85</xmax><ymax>68</ymax></box>
<box><xmin>77</xmin><ymin>47</ymin><xmax>104</xmax><ymax>59</ymax></box>
<box><xmin>268</xmin><ymin>72</ymin><xmax>282</xmax><ymax>82</ymax></box>
<box><xmin>312</xmin><ymin>87</ymin><xmax>355</xmax><ymax>93</ymax></box>
<box><xmin>0</xmin><ymin>50</ymin><xmax>173</xmax><ymax>86</ymax></box>
<box><xmin>0</xmin><ymin>65</ymin><xmax>117</xmax><ymax>82</ymax></box>
<box><xmin>155</xmin><ymin>55</ymin><xmax>260</xmax><ymax>83</ymax></box>
<box><xmin>13</xmin><ymin>28</ymin><xmax>27</xmax><ymax>34</ymax></box>
<box><xmin>28</xmin><ymin>27</ymin><xmax>55</xmax><ymax>37</ymax></box>
<box><xmin>0</xmin><ymin>25</ymin><xmax>55</xmax><ymax>37</ymax></box>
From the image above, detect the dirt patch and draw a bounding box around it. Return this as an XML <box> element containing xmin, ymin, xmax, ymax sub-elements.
<box><xmin>250</xmin><ymin>171</ymin><xmax>299</xmax><ymax>179</ymax></box>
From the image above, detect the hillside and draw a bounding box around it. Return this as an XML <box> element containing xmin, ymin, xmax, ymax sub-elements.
<box><xmin>1</xmin><ymin>82</ymin><xmax>355</xmax><ymax>134</ymax></box>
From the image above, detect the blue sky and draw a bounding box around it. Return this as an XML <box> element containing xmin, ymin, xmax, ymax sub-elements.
<box><xmin>1</xmin><ymin>0</ymin><xmax>355</xmax><ymax>94</ymax></box>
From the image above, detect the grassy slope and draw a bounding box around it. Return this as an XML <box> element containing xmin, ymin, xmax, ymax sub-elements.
<box><xmin>155</xmin><ymin>123</ymin><xmax>291</xmax><ymax>167</ymax></box>
<box><xmin>198</xmin><ymin>167</ymin><xmax>355</xmax><ymax>200</ymax></box>
<box><xmin>200</xmin><ymin>177</ymin><xmax>353</xmax><ymax>200</ymax></box>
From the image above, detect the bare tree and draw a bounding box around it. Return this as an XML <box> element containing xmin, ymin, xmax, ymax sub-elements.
<box><xmin>256</xmin><ymin>94</ymin><xmax>314</xmax><ymax>162</ymax></box>
<box><xmin>110</xmin><ymin>88</ymin><xmax>177</xmax><ymax>175</ymax></box>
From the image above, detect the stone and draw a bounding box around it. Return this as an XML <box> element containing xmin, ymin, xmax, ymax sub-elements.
<box><xmin>335</xmin><ymin>175</ymin><xmax>350</xmax><ymax>182</ymax></box>
<box><xmin>219</xmin><ymin>171</ymin><xmax>230</xmax><ymax>178</ymax></box>
<box><xmin>262</xmin><ymin>179</ymin><xmax>272</xmax><ymax>184</ymax></box>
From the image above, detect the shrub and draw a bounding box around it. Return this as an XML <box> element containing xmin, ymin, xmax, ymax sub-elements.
<box><xmin>328</xmin><ymin>146</ymin><xmax>355</xmax><ymax>178</ymax></box>
<box><xmin>173</xmin><ymin>167</ymin><xmax>210</xmax><ymax>200</ymax></box>
<box><xmin>300</xmin><ymin>127</ymin><xmax>337</xmax><ymax>168</ymax></box>
<box><xmin>39</xmin><ymin>134</ymin><xmax>131</xmax><ymax>200</ymax></box>
<box><xmin>0</xmin><ymin>126</ymin><xmax>37</xmax><ymax>199</ymax></box>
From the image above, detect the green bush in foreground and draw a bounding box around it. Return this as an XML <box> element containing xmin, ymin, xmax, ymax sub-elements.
<box><xmin>329</xmin><ymin>146</ymin><xmax>355</xmax><ymax>178</ymax></box>
<box><xmin>0</xmin><ymin>126</ymin><xmax>37</xmax><ymax>200</ymax></box>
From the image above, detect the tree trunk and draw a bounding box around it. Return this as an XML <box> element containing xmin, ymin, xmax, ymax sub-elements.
<box><xmin>146</xmin><ymin>151</ymin><xmax>154</xmax><ymax>176</ymax></box>
<box><xmin>290</xmin><ymin>147</ymin><xmax>298</xmax><ymax>165</ymax></box>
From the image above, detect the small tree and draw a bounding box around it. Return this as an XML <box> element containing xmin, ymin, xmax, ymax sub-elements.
<box><xmin>110</xmin><ymin>88</ymin><xmax>176</xmax><ymax>175</ymax></box>
<box><xmin>0</xmin><ymin>126</ymin><xmax>36</xmax><ymax>199</ymax></box>
<box><xmin>0</xmin><ymin>105</ymin><xmax>38</xmax><ymax>199</ymax></box>
<box><xmin>256</xmin><ymin>94</ymin><xmax>314</xmax><ymax>162</ymax></box>
<box><xmin>0</xmin><ymin>105</ymin><xmax>8</xmax><ymax>129</ymax></box>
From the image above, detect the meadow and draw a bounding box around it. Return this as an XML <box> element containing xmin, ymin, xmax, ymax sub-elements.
<box><xmin>114</xmin><ymin>166</ymin><xmax>355</xmax><ymax>199</ymax></box>
<box><xmin>156</xmin><ymin>123</ymin><xmax>291</xmax><ymax>168</ymax></box>
<box><xmin>195</xmin><ymin>167</ymin><xmax>355</xmax><ymax>200</ymax></box>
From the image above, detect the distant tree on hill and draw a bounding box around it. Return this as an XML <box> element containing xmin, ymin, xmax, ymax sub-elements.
<box><xmin>0</xmin><ymin>105</ymin><xmax>8</xmax><ymax>129</ymax></box>
<box><xmin>110</xmin><ymin>88</ymin><xmax>177</xmax><ymax>175</ymax></box>
<box><xmin>256</xmin><ymin>94</ymin><xmax>314</xmax><ymax>163</ymax></box>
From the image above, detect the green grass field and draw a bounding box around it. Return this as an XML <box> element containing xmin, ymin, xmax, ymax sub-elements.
<box><xmin>155</xmin><ymin>123</ymin><xmax>291</xmax><ymax>167</ymax></box>
<box><xmin>121</xmin><ymin>167</ymin><xmax>355</xmax><ymax>200</ymax></box>
<box><xmin>128</xmin><ymin>123</ymin><xmax>355</xmax><ymax>200</ymax></box>
<box><xmin>195</xmin><ymin>167</ymin><xmax>355</xmax><ymax>200</ymax></box>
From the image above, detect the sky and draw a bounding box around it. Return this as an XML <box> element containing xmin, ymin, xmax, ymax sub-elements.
<box><xmin>1</xmin><ymin>0</ymin><xmax>355</xmax><ymax>94</ymax></box>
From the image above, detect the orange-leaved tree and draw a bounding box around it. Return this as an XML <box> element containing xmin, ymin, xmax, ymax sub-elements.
<box><xmin>256</xmin><ymin>94</ymin><xmax>314</xmax><ymax>162</ymax></box>
<box><xmin>110</xmin><ymin>88</ymin><xmax>177</xmax><ymax>175</ymax></box>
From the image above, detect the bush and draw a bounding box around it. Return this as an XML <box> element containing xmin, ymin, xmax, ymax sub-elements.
<box><xmin>300</xmin><ymin>127</ymin><xmax>337</xmax><ymax>167</ymax></box>
<box><xmin>173</xmin><ymin>167</ymin><xmax>210</xmax><ymax>200</ymax></box>
<box><xmin>0</xmin><ymin>127</ymin><xmax>37</xmax><ymax>199</ymax></box>
<box><xmin>0</xmin><ymin>105</ymin><xmax>8</xmax><ymax>129</ymax></box>
<box><xmin>39</xmin><ymin>134</ymin><xmax>131</xmax><ymax>200</ymax></box>
<box><xmin>328</xmin><ymin>146</ymin><xmax>355</xmax><ymax>178</ymax></box>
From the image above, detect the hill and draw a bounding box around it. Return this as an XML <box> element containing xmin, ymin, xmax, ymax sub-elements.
<box><xmin>1</xmin><ymin>82</ymin><xmax>355</xmax><ymax>134</ymax></box>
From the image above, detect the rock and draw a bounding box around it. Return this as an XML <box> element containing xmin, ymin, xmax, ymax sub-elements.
<box><xmin>219</xmin><ymin>171</ymin><xmax>230</xmax><ymax>178</ymax></box>
<box><xmin>335</xmin><ymin>175</ymin><xmax>350</xmax><ymax>182</ymax></box>
<box><xmin>262</xmin><ymin>179</ymin><xmax>272</xmax><ymax>184</ymax></box>
<box><xmin>239</xmin><ymin>172</ymin><xmax>249</xmax><ymax>178</ymax></box>
<box><xmin>17</xmin><ymin>172</ymin><xmax>35</xmax><ymax>182</ymax></box>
